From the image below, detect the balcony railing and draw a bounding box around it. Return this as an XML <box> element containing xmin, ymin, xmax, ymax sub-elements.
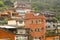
<box><xmin>46</xmin><ymin>28</ymin><xmax>56</xmax><ymax>30</ymax></box>
<box><xmin>16</xmin><ymin>28</ymin><xmax>30</xmax><ymax>35</ymax></box>
<box><xmin>46</xmin><ymin>30</ymin><xmax>57</xmax><ymax>36</ymax></box>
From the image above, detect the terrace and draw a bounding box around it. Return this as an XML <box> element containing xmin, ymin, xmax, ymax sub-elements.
<box><xmin>46</xmin><ymin>30</ymin><xmax>57</xmax><ymax>36</ymax></box>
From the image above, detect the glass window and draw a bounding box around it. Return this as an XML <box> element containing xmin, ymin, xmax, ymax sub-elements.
<box><xmin>30</xmin><ymin>29</ymin><xmax>33</xmax><ymax>32</ymax></box>
<box><xmin>30</xmin><ymin>19</ymin><xmax>41</xmax><ymax>24</ymax></box>
<box><xmin>35</xmin><ymin>28</ymin><xmax>40</xmax><ymax>32</ymax></box>
<box><xmin>30</xmin><ymin>20</ymin><xmax>33</xmax><ymax>24</ymax></box>
<box><xmin>35</xmin><ymin>20</ymin><xmax>41</xmax><ymax>24</ymax></box>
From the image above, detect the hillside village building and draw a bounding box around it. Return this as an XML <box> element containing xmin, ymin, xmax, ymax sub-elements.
<box><xmin>14</xmin><ymin>1</ymin><xmax>31</xmax><ymax>16</ymax></box>
<box><xmin>25</xmin><ymin>12</ymin><xmax>46</xmax><ymax>40</ymax></box>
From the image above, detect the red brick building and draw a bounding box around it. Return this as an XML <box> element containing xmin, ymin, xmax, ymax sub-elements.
<box><xmin>25</xmin><ymin>12</ymin><xmax>46</xmax><ymax>40</ymax></box>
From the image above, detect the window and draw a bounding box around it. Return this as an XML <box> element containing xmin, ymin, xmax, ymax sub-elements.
<box><xmin>30</xmin><ymin>29</ymin><xmax>33</xmax><ymax>32</ymax></box>
<box><xmin>35</xmin><ymin>28</ymin><xmax>40</xmax><ymax>32</ymax></box>
<box><xmin>30</xmin><ymin>20</ymin><xmax>33</xmax><ymax>24</ymax></box>
<box><xmin>35</xmin><ymin>20</ymin><xmax>41</xmax><ymax>24</ymax></box>
<box><xmin>15</xmin><ymin>36</ymin><xmax>28</xmax><ymax>40</ymax></box>
<box><xmin>30</xmin><ymin>19</ymin><xmax>41</xmax><ymax>24</ymax></box>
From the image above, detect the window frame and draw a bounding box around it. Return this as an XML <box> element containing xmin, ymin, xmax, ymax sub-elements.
<box><xmin>30</xmin><ymin>20</ymin><xmax>33</xmax><ymax>24</ymax></box>
<box><xmin>35</xmin><ymin>28</ymin><xmax>41</xmax><ymax>32</ymax></box>
<box><xmin>35</xmin><ymin>19</ymin><xmax>41</xmax><ymax>24</ymax></box>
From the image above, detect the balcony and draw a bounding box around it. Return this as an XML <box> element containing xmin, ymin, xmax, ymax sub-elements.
<box><xmin>8</xmin><ymin>20</ymin><xmax>25</xmax><ymax>27</ymax></box>
<box><xmin>15</xmin><ymin>35</ymin><xmax>29</xmax><ymax>40</ymax></box>
<box><xmin>16</xmin><ymin>28</ymin><xmax>30</xmax><ymax>35</ymax></box>
<box><xmin>46</xmin><ymin>30</ymin><xmax>57</xmax><ymax>36</ymax></box>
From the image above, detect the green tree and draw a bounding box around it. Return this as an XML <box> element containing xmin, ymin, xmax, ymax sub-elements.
<box><xmin>4</xmin><ymin>0</ymin><xmax>13</xmax><ymax>7</ymax></box>
<box><xmin>0</xmin><ymin>1</ymin><xmax>4</xmax><ymax>7</ymax></box>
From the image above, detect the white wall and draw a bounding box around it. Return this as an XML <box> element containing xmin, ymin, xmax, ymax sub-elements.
<box><xmin>8</xmin><ymin>20</ymin><xmax>25</xmax><ymax>26</ymax></box>
<box><xmin>17</xmin><ymin>29</ymin><xmax>26</xmax><ymax>34</ymax></box>
<box><xmin>8</xmin><ymin>20</ymin><xmax>16</xmax><ymax>25</ymax></box>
